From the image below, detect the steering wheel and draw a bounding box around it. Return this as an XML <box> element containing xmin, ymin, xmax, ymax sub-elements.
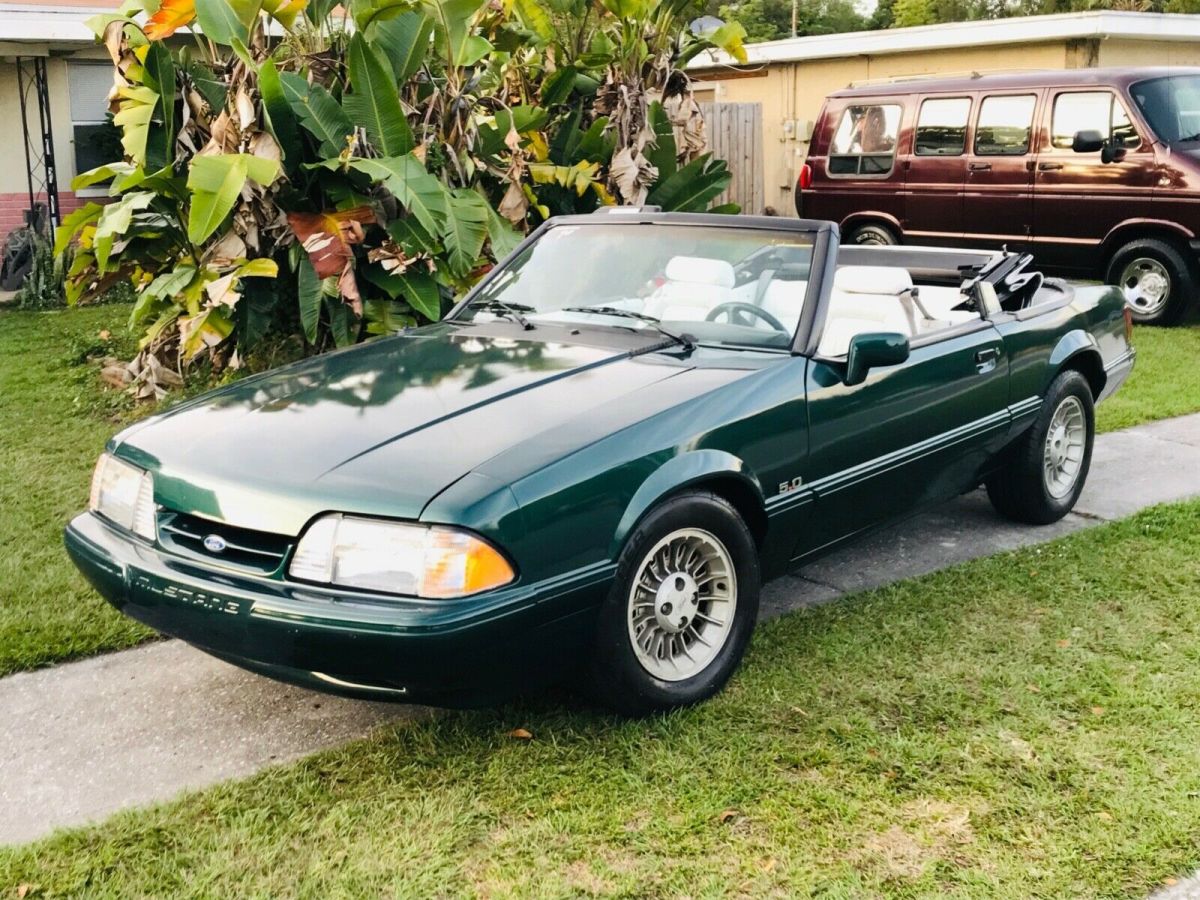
<box><xmin>705</xmin><ymin>301</ymin><xmax>789</xmax><ymax>334</ymax></box>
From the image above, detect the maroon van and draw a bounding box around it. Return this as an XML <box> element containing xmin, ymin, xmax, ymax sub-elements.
<box><xmin>795</xmin><ymin>68</ymin><xmax>1200</xmax><ymax>324</ymax></box>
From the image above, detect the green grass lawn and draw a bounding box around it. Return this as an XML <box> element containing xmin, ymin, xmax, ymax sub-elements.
<box><xmin>3</xmin><ymin>500</ymin><xmax>1200</xmax><ymax>897</ymax></box>
<box><xmin>0</xmin><ymin>308</ymin><xmax>1197</xmax><ymax>680</ymax></box>
<box><xmin>0</xmin><ymin>305</ymin><xmax>153</xmax><ymax>676</ymax></box>
<box><xmin>1096</xmin><ymin>321</ymin><xmax>1200</xmax><ymax>433</ymax></box>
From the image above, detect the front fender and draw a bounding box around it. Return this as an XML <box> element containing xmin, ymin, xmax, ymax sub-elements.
<box><xmin>611</xmin><ymin>450</ymin><xmax>764</xmax><ymax>557</ymax></box>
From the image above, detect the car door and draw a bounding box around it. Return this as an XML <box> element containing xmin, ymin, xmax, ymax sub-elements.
<box><xmin>794</xmin><ymin>320</ymin><xmax>1009</xmax><ymax>560</ymax></box>
<box><xmin>1032</xmin><ymin>88</ymin><xmax>1155</xmax><ymax>272</ymax></box>
<box><xmin>963</xmin><ymin>92</ymin><xmax>1041</xmax><ymax>250</ymax></box>
<box><xmin>904</xmin><ymin>95</ymin><xmax>971</xmax><ymax>240</ymax></box>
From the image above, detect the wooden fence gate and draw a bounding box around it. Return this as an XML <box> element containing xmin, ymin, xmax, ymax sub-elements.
<box><xmin>699</xmin><ymin>102</ymin><xmax>763</xmax><ymax>216</ymax></box>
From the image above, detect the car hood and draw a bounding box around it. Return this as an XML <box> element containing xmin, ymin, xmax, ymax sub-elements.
<box><xmin>113</xmin><ymin>325</ymin><xmax>693</xmax><ymax>534</ymax></box>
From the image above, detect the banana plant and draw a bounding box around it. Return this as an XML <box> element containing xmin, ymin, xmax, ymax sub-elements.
<box><xmin>57</xmin><ymin>0</ymin><xmax>744</xmax><ymax>394</ymax></box>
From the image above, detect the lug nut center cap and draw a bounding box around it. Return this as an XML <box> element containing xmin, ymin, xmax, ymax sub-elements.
<box><xmin>654</xmin><ymin>572</ymin><xmax>699</xmax><ymax>634</ymax></box>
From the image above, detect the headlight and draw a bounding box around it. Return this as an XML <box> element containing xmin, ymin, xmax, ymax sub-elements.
<box><xmin>289</xmin><ymin>514</ymin><xmax>516</xmax><ymax>599</ymax></box>
<box><xmin>89</xmin><ymin>453</ymin><xmax>156</xmax><ymax>541</ymax></box>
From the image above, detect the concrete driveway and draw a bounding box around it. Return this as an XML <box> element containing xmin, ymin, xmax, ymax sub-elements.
<box><xmin>2</xmin><ymin>412</ymin><xmax>1199</xmax><ymax>846</ymax></box>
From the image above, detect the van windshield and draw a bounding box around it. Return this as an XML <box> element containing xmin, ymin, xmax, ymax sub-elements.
<box><xmin>1130</xmin><ymin>75</ymin><xmax>1200</xmax><ymax>143</ymax></box>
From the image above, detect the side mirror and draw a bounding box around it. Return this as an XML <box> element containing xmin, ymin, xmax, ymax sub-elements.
<box><xmin>844</xmin><ymin>332</ymin><xmax>909</xmax><ymax>386</ymax></box>
<box><xmin>1072</xmin><ymin>129</ymin><xmax>1106</xmax><ymax>153</ymax></box>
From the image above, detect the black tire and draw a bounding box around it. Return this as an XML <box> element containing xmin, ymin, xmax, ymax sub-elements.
<box><xmin>845</xmin><ymin>222</ymin><xmax>898</xmax><ymax>246</ymax></box>
<box><xmin>986</xmin><ymin>369</ymin><xmax>1095</xmax><ymax>525</ymax></box>
<box><xmin>1105</xmin><ymin>237</ymin><xmax>1195</xmax><ymax>326</ymax></box>
<box><xmin>583</xmin><ymin>491</ymin><xmax>760</xmax><ymax>716</ymax></box>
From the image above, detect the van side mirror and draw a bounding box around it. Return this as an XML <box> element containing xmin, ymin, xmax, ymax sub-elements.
<box><xmin>1072</xmin><ymin>129</ymin><xmax>1105</xmax><ymax>153</ymax></box>
<box><xmin>1101</xmin><ymin>143</ymin><xmax>1127</xmax><ymax>164</ymax></box>
<box><xmin>844</xmin><ymin>332</ymin><xmax>909</xmax><ymax>386</ymax></box>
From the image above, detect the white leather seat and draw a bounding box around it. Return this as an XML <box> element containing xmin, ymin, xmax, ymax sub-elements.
<box><xmin>819</xmin><ymin>266</ymin><xmax>916</xmax><ymax>356</ymax></box>
<box><xmin>643</xmin><ymin>256</ymin><xmax>735</xmax><ymax>322</ymax></box>
<box><xmin>758</xmin><ymin>279</ymin><xmax>807</xmax><ymax>331</ymax></box>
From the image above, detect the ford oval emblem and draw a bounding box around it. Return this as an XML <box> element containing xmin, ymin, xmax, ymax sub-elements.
<box><xmin>203</xmin><ymin>534</ymin><xmax>228</xmax><ymax>554</ymax></box>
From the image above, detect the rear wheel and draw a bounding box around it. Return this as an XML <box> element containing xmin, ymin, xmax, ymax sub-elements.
<box><xmin>584</xmin><ymin>492</ymin><xmax>760</xmax><ymax>716</ymax></box>
<box><xmin>986</xmin><ymin>369</ymin><xmax>1094</xmax><ymax>524</ymax></box>
<box><xmin>1105</xmin><ymin>237</ymin><xmax>1195</xmax><ymax>326</ymax></box>
<box><xmin>845</xmin><ymin>223</ymin><xmax>898</xmax><ymax>246</ymax></box>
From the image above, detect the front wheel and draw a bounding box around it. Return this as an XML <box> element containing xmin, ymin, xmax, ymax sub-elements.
<box><xmin>986</xmin><ymin>369</ymin><xmax>1095</xmax><ymax>524</ymax></box>
<box><xmin>583</xmin><ymin>492</ymin><xmax>760</xmax><ymax>716</ymax></box>
<box><xmin>845</xmin><ymin>223</ymin><xmax>898</xmax><ymax>246</ymax></box>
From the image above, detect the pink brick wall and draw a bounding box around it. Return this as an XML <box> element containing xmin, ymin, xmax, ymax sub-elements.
<box><xmin>0</xmin><ymin>191</ymin><xmax>104</xmax><ymax>247</ymax></box>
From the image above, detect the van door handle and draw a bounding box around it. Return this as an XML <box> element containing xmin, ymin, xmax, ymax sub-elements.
<box><xmin>968</xmin><ymin>162</ymin><xmax>992</xmax><ymax>172</ymax></box>
<box><xmin>1038</xmin><ymin>162</ymin><xmax>1064</xmax><ymax>171</ymax></box>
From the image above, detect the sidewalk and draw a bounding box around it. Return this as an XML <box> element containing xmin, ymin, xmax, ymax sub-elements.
<box><xmin>2</xmin><ymin>412</ymin><xmax>1199</xmax><ymax>846</ymax></box>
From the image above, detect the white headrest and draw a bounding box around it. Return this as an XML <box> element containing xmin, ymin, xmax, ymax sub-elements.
<box><xmin>834</xmin><ymin>265</ymin><xmax>913</xmax><ymax>297</ymax></box>
<box><xmin>665</xmin><ymin>256</ymin><xmax>736</xmax><ymax>289</ymax></box>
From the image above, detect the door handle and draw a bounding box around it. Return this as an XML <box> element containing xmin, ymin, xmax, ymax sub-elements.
<box><xmin>968</xmin><ymin>162</ymin><xmax>992</xmax><ymax>172</ymax></box>
<box><xmin>1038</xmin><ymin>162</ymin><xmax>1064</xmax><ymax>172</ymax></box>
<box><xmin>975</xmin><ymin>347</ymin><xmax>1000</xmax><ymax>370</ymax></box>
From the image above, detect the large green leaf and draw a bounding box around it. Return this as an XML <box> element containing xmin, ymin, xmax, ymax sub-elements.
<box><xmin>443</xmin><ymin>188</ymin><xmax>489</xmax><ymax>277</ymax></box>
<box><xmin>93</xmin><ymin>191</ymin><xmax>156</xmax><ymax>271</ymax></box>
<box><xmin>512</xmin><ymin>0</ymin><xmax>552</xmax><ymax>40</ymax></box>
<box><xmin>372</xmin><ymin>11</ymin><xmax>433</xmax><ymax>82</ymax></box>
<box><xmin>344</xmin><ymin>33</ymin><xmax>414</xmax><ymax>156</ymax></box>
<box><xmin>644</xmin><ymin>101</ymin><xmax>677</xmax><ymax>180</ymax></box>
<box><xmin>54</xmin><ymin>203</ymin><xmax>104</xmax><ymax>255</ymax></box>
<box><xmin>193</xmin><ymin>0</ymin><xmax>251</xmax><ymax>44</ymax></box>
<box><xmin>259</xmin><ymin>59</ymin><xmax>301</xmax><ymax>171</ymax></box>
<box><xmin>398</xmin><ymin>269</ymin><xmax>440</xmax><ymax>319</ymax></box>
<box><xmin>186</xmin><ymin>154</ymin><xmax>280</xmax><ymax>244</ymax></box>
<box><xmin>296</xmin><ymin>255</ymin><xmax>322</xmax><ymax>344</ymax></box>
<box><xmin>482</xmin><ymin>199</ymin><xmax>522</xmax><ymax>259</ymax></box>
<box><xmin>646</xmin><ymin>154</ymin><xmax>731</xmax><ymax>213</ymax></box>
<box><xmin>305</xmin><ymin>0</ymin><xmax>338</xmax><ymax>24</ymax></box>
<box><xmin>325</xmin><ymin>155</ymin><xmax>448</xmax><ymax>237</ymax></box>
<box><xmin>351</xmin><ymin>0</ymin><xmax>413</xmax><ymax>29</ymax></box>
<box><xmin>423</xmin><ymin>0</ymin><xmax>490</xmax><ymax>67</ymax></box>
<box><xmin>292</xmin><ymin>81</ymin><xmax>354</xmax><ymax>156</ymax></box>
<box><xmin>143</xmin><ymin>43</ymin><xmax>176</xmax><ymax>172</ymax></box>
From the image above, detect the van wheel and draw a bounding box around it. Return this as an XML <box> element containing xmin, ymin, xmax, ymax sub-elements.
<box><xmin>583</xmin><ymin>492</ymin><xmax>760</xmax><ymax>716</ymax></box>
<box><xmin>1105</xmin><ymin>238</ymin><xmax>1195</xmax><ymax>326</ymax></box>
<box><xmin>846</xmin><ymin>223</ymin><xmax>898</xmax><ymax>246</ymax></box>
<box><xmin>986</xmin><ymin>369</ymin><xmax>1094</xmax><ymax>525</ymax></box>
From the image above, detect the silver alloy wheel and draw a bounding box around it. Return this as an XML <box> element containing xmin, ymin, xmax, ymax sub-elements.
<box><xmin>1120</xmin><ymin>257</ymin><xmax>1171</xmax><ymax>317</ymax></box>
<box><xmin>627</xmin><ymin>527</ymin><xmax>737</xmax><ymax>682</ymax></box>
<box><xmin>1043</xmin><ymin>395</ymin><xmax>1086</xmax><ymax>499</ymax></box>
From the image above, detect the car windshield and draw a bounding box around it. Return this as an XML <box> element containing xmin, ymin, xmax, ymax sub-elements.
<box><xmin>1130</xmin><ymin>75</ymin><xmax>1200</xmax><ymax>143</ymax></box>
<box><xmin>456</xmin><ymin>221</ymin><xmax>816</xmax><ymax>350</ymax></box>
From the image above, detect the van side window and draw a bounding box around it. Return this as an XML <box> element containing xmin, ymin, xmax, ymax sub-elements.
<box><xmin>915</xmin><ymin>97</ymin><xmax>971</xmax><ymax>156</ymax></box>
<box><xmin>974</xmin><ymin>95</ymin><xmax>1036</xmax><ymax>156</ymax></box>
<box><xmin>829</xmin><ymin>104</ymin><xmax>901</xmax><ymax>176</ymax></box>
<box><xmin>1051</xmin><ymin>91</ymin><xmax>1140</xmax><ymax>150</ymax></box>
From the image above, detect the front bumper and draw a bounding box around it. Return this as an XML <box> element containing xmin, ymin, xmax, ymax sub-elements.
<box><xmin>65</xmin><ymin>512</ymin><xmax>609</xmax><ymax>706</ymax></box>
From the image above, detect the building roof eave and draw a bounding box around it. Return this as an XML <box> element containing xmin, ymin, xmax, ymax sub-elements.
<box><xmin>688</xmin><ymin>10</ymin><xmax>1200</xmax><ymax>71</ymax></box>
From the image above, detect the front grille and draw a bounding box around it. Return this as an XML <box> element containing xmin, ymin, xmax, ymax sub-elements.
<box><xmin>157</xmin><ymin>510</ymin><xmax>293</xmax><ymax>576</ymax></box>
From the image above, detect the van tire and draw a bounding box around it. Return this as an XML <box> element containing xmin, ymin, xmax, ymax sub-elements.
<box><xmin>1105</xmin><ymin>238</ymin><xmax>1194</xmax><ymax>326</ymax></box>
<box><xmin>845</xmin><ymin>223</ymin><xmax>898</xmax><ymax>246</ymax></box>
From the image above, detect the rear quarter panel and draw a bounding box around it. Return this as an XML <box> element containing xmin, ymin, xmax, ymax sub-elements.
<box><xmin>993</xmin><ymin>283</ymin><xmax>1131</xmax><ymax>433</ymax></box>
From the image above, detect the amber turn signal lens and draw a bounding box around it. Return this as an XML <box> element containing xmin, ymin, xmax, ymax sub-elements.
<box><xmin>422</xmin><ymin>528</ymin><xmax>516</xmax><ymax>599</ymax></box>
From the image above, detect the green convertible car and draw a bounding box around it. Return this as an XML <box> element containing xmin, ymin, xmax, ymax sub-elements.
<box><xmin>66</xmin><ymin>211</ymin><xmax>1135</xmax><ymax>714</ymax></box>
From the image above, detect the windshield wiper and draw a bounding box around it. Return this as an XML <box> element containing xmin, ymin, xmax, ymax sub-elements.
<box><xmin>468</xmin><ymin>298</ymin><xmax>534</xmax><ymax>330</ymax></box>
<box><xmin>1179</xmin><ymin>133</ymin><xmax>1200</xmax><ymax>143</ymax></box>
<box><xmin>560</xmin><ymin>306</ymin><xmax>696</xmax><ymax>351</ymax></box>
